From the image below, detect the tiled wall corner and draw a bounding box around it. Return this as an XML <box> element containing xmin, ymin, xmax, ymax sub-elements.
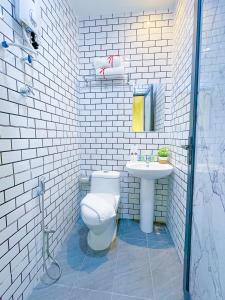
<box><xmin>167</xmin><ymin>0</ymin><xmax>195</xmax><ymax>261</ymax></box>
<box><xmin>0</xmin><ymin>0</ymin><xmax>80</xmax><ymax>299</ymax></box>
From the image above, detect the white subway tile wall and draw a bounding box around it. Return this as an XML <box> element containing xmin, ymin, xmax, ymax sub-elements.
<box><xmin>0</xmin><ymin>0</ymin><xmax>195</xmax><ymax>298</ymax></box>
<box><xmin>167</xmin><ymin>0</ymin><xmax>194</xmax><ymax>260</ymax></box>
<box><xmin>0</xmin><ymin>0</ymin><xmax>80</xmax><ymax>299</ymax></box>
<box><xmin>79</xmin><ymin>11</ymin><xmax>174</xmax><ymax>222</ymax></box>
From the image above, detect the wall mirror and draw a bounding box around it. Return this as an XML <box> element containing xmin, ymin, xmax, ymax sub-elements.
<box><xmin>132</xmin><ymin>84</ymin><xmax>165</xmax><ymax>132</ymax></box>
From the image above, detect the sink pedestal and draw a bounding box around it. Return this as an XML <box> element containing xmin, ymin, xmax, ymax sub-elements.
<box><xmin>126</xmin><ymin>161</ymin><xmax>173</xmax><ymax>234</ymax></box>
<box><xmin>140</xmin><ymin>179</ymin><xmax>155</xmax><ymax>233</ymax></box>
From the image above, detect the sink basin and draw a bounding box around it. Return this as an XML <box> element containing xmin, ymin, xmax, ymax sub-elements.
<box><xmin>126</xmin><ymin>161</ymin><xmax>173</xmax><ymax>180</ymax></box>
<box><xmin>126</xmin><ymin>161</ymin><xmax>173</xmax><ymax>233</ymax></box>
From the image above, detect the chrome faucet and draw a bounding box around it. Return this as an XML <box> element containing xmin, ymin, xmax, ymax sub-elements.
<box><xmin>137</xmin><ymin>155</ymin><xmax>156</xmax><ymax>166</ymax></box>
<box><xmin>145</xmin><ymin>155</ymin><xmax>157</xmax><ymax>166</ymax></box>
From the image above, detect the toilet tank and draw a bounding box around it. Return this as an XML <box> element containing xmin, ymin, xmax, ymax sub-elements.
<box><xmin>91</xmin><ymin>171</ymin><xmax>120</xmax><ymax>195</ymax></box>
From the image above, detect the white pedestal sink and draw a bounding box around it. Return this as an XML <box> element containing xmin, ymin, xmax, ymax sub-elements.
<box><xmin>126</xmin><ymin>161</ymin><xmax>173</xmax><ymax>233</ymax></box>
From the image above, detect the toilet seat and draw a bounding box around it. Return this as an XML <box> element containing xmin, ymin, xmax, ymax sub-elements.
<box><xmin>81</xmin><ymin>193</ymin><xmax>117</xmax><ymax>226</ymax></box>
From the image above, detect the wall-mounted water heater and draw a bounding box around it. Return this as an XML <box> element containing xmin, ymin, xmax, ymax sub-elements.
<box><xmin>15</xmin><ymin>0</ymin><xmax>38</xmax><ymax>32</ymax></box>
<box><xmin>15</xmin><ymin>0</ymin><xmax>39</xmax><ymax>50</ymax></box>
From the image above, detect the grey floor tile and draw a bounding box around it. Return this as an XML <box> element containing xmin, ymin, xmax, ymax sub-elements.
<box><xmin>116</xmin><ymin>238</ymin><xmax>149</xmax><ymax>275</ymax></box>
<box><xmin>118</xmin><ymin>219</ymin><xmax>146</xmax><ymax>240</ymax></box>
<box><xmin>147</xmin><ymin>232</ymin><xmax>174</xmax><ymax>250</ymax></box>
<box><xmin>28</xmin><ymin>221</ymin><xmax>183</xmax><ymax>300</ymax></box>
<box><xmin>149</xmin><ymin>246</ymin><xmax>182</xmax><ymax>273</ymax></box>
<box><xmin>29</xmin><ymin>284</ymin><xmax>72</xmax><ymax>300</ymax></box>
<box><xmin>33</xmin><ymin>261</ymin><xmax>78</xmax><ymax>290</ymax></box>
<box><xmin>111</xmin><ymin>294</ymin><xmax>147</xmax><ymax>300</ymax></box>
<box><xmin>113</xmin><ymin>266</ymin><xmax>154</xmax><ymax>299</ymax></box>
<box><xmin>149</xmin><ymin>240</ymin><xmax>183</xmax><ymax>300</ymax></box>
<box><xmin>153</xmin><ymin>262</ymin><xmax>183</xmax><ymax>300</ymax></box>
<box><xmin>155</xmin><ymin>281</ymin><xmax>183</xmax><ymax>300</ymax></box>
<box><xmin>55</xmin><ymin>272</ymin><xmax>78</xmax><ymax>289</ymax></box>
<box><xmin>86</xmin><ymin>237</ymin><xmax>118</xmax><ymax>258</ymax></box>
<box><xmin>60</xmin><ymin>256</ymin><xmax>84</xmax><ymax>276</ymax></box>
<box><xmin>37</xmin><ymin>270</ymin><xmax>64</xmax><ymax>287</ymax></box>
<box><xmin>70</xmin><ymin>288</ymin><xmax>112</xmax><ymax>300</ymax></box>
<box><xmin>51</xmin><ymin>228</ymin><xmax>88</xmax><ymax>288</ymax></box>
<box><xmin>57</xmin><ymin>248</ymin><xmax>86</xmax><ymax>273</ymax></box>
<box><xmin>75</xmin><ymin>251</ymin><xmax>117</xmax><ymax>292</ymax></box>
<box><xmin>118</xmin><ymin>236</ymin><xmax>147</xmax><ymax>249</ymax></box>
<box><xmin>59</xmin><ymin>227</ymin><xmax>89</xmax><ymax>257</ymax></box>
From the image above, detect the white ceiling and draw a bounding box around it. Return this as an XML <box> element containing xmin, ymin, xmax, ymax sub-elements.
<box><xmin>70</xmin><ymin>0</ymin><xmax>177</xmax><ymax>17</ymax></box>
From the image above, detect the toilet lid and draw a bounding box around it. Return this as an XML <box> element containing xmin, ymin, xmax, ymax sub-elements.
<box><xmin>81</xmin><ymin>193</ymin><xmax>117</xmax><ymax>225</ymax></box>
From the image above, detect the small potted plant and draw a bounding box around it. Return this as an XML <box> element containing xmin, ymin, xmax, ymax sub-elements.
<box><xmin>158</xmin><ymin>147</ymin><xmax>170</xmax><ymax>164</ymax></box>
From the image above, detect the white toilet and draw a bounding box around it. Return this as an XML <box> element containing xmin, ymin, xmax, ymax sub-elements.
<box><xmin>80</xmin><ymin>170</ymin><xmax>120</xmax><ymax>251</ymax></box>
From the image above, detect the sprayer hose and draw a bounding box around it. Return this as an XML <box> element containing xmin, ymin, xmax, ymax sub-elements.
<box><xmin>40</xmin><ymin>191</ymin><xmax>62</xmax><ymax>283</ymax></box>
<box><xmin>43</xmin><ymin>253</ymin><xmax>62</xmax><ymax>282</ymax></box>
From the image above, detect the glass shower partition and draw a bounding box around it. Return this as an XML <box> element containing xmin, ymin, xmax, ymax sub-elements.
<box><xmin>187</xmin><ymin>0</ymin><xmax>225</xmax><ymax>299</ymax></box>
